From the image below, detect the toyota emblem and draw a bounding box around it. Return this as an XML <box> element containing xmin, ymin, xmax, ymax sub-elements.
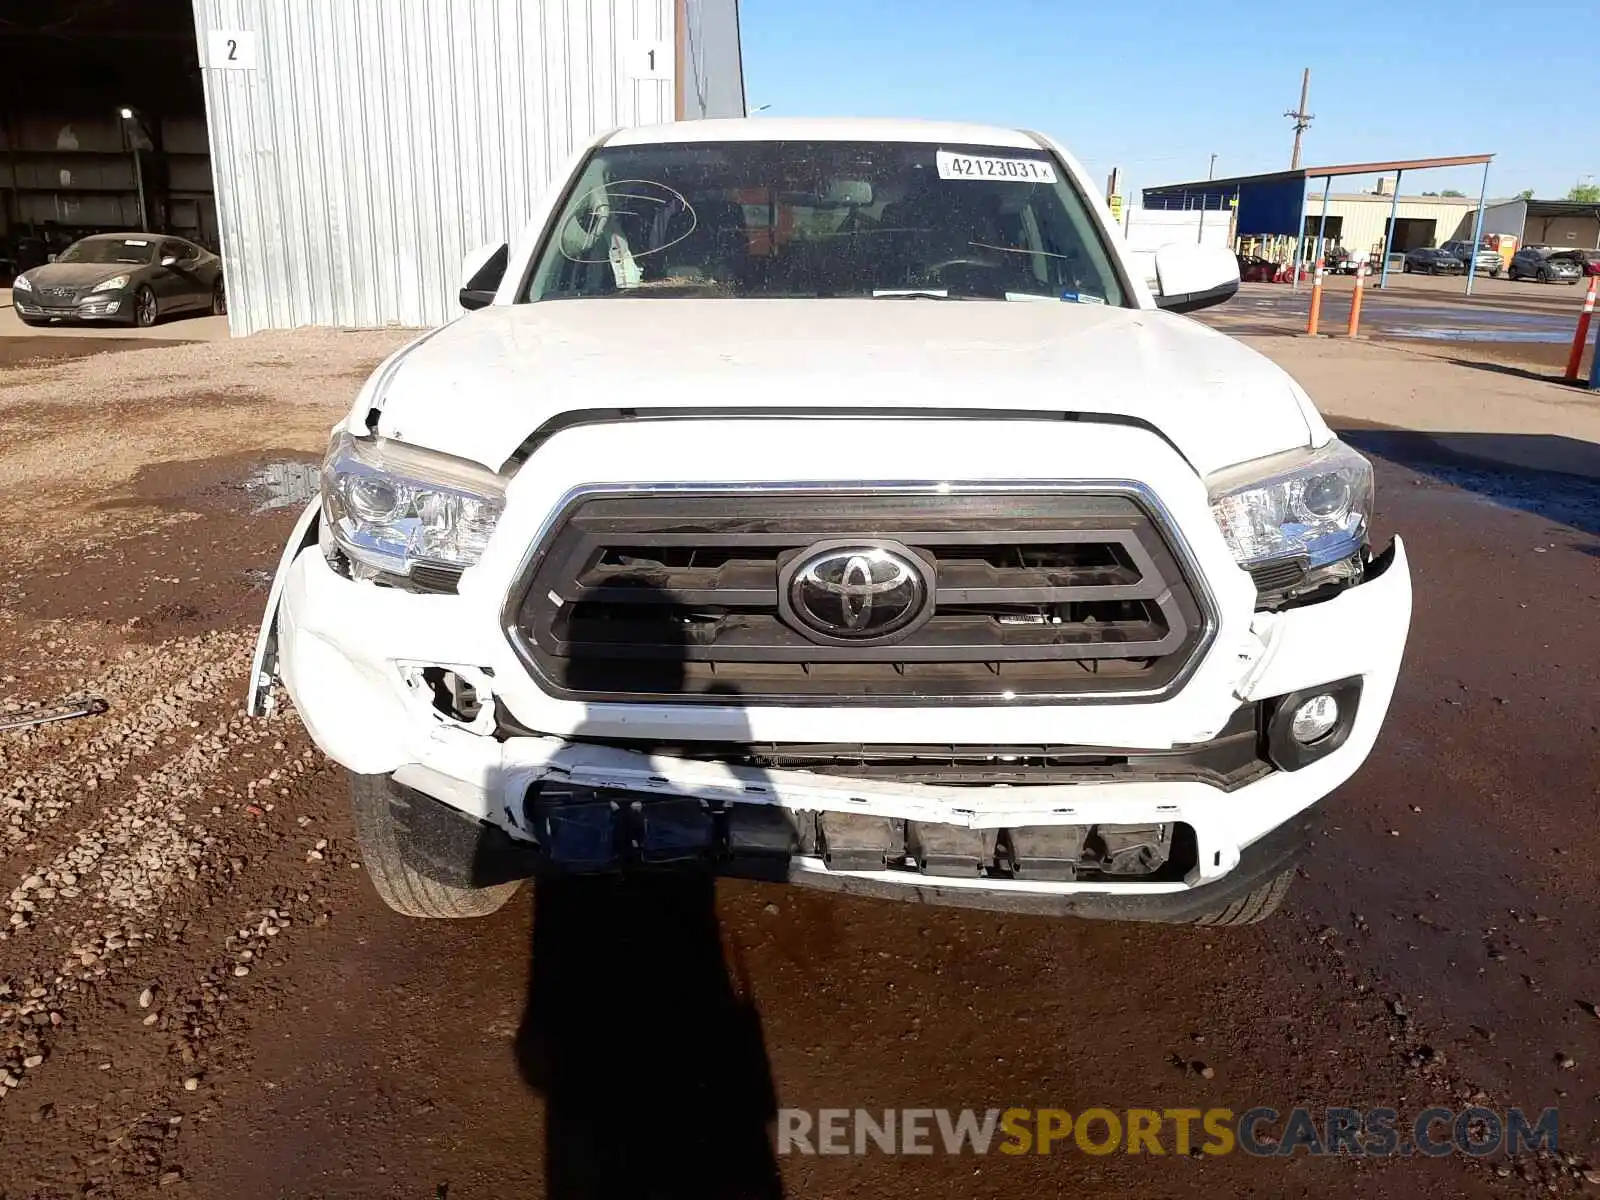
<box><xmin>781</xmin><ymin>541</ymin><xmax>935</xmax><ymax>645</ymax></box>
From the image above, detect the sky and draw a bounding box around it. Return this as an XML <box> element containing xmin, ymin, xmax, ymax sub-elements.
<box><xmin>738</xmin><ymin>0</ymin><xmax>1599</xmax><ymax>203</ymax></box>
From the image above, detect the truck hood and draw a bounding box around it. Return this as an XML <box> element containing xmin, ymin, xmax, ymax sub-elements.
<box><xmin>362</xmin><ymin>300</ymin><xmax>1318</xmax><ymax>477</ymax></box>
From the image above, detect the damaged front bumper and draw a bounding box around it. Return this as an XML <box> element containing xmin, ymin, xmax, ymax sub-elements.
<box><xmin>253</xmin><ymin>514</ymin><xmax>1412</xmax><ymax>916</ymax></box>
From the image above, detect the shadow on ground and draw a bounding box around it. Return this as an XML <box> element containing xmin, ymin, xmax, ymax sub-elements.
<box><xmin>516</xmin><ymin>873</ymin><xmax>784</xmax><ymax>1198</ymax></box>
<box><xmin>1339</xmin><ymin>426</ymin><xmax>1600</xmax><ymax>548</ymax></box>
<box><xmin>1442</xmin><ymin>356</ymin><xmax>1595</xmax><ymax>387</ymax></box>
<box><xmin>510</xmin><ymin>580</ymin><xmax>786</xmax><ymax>1199</ymax></box>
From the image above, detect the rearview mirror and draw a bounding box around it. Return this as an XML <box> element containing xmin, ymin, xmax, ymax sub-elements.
<box><xmin>459</xmin><ymin>242</ymin><xmax>509</xmax><ymax>311</ymax></box>
<box><xmin>1152</xmin><ymin>244</ymin><xmax>1240</xmax><ymax>313</ymax></box>
<box><xmin>822</xmin><ymin>179</ymin><xmax>873</xmax><ymax>206</ymax></box>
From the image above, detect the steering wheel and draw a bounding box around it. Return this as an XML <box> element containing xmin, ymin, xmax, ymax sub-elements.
<box><xmin>919</xmin><ymin>254</ymin><xmax>1003</xmax><ymax>279</ymax></box>
<box><xmin>907</xmin><ymin>255</ymin><xmax>1007</xmax><ymax>295</ymax></box>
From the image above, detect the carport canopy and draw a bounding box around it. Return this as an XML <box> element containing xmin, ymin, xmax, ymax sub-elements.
<box><xmin>1142</xmin><ymin>153</ymin><xmax>1496</xmax><ymax>291</ymax></box>
<box><xmin>1142</xmin><ymin>154</ymin><xmax>1495</xmax><ymax>237</ymax></box>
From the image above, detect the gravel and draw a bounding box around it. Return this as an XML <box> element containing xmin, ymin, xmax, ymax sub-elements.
<box><xmin>0</xmin><ymin>327</ymin><xmax>412</xmax><ymax>556</ymax></box>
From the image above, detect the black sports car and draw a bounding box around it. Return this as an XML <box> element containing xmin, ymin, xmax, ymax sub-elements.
<box><xmin>1401</xmin><ymin>247</ymin><xmax>1465</xmax><ymax>276</ymax></box>
<box><xmin>11</xmin><ymin>233</ymin><xmax>225</xmax><ymax>327</ymax></box>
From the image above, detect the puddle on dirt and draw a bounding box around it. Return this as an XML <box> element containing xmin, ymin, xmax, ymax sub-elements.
<box><xmin>246</xmin><ymin>461</ymin><xmax>321</xmax><ymax>512</ymax></box>
<box><xmin>17</xmin><ymin>451</ymin><xmax>325</xmax><ymax>643</ymax></box>
<box><xmin>1379</xmin><ymin>325</ymin><xmax>1569</xmax><ymax>344</ymax></box>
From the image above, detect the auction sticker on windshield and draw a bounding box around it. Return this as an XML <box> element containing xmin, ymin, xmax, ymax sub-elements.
<box><xmin>937</xmin><ymin>151</ymin><xmax>1056</xmax><ymax>183</ymax></box>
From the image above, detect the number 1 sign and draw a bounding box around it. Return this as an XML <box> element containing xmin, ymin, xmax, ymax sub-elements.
<box><xmin>624</xmin><ymin>40</ymin><xmax>671</xmax><ymax>80</ymax></box>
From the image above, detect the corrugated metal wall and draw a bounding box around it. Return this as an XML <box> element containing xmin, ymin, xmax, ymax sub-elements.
<box><xmin>1302</xmin><ymin>196</ymin><xmax>1476</xmax><ymax>258</ymax></box>
<box><xmin>193</xmin><ymin>0</ymin><xmax>744</xmax><ymax>335</ymax></box>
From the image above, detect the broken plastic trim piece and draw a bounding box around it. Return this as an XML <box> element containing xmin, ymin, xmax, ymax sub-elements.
<box><xmin>0</xmin><ymin>697</ymin><xmax>109</xmax><ymax>734</ymax></box>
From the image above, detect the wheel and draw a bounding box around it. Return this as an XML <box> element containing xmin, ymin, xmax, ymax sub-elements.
<box><xmin>1190</xmin><ymin>868</ymin><xmax>1295</xmax><ymax>926</ymax></box>
<box><xmin>1402</xmin><ymin>262</ymin><xmax>1411</xmax><ymax>273</ymax></box>
<box><xmin>349</xmin><ymin>772</ymin><xmax>523</xmax><ymax>918</ymax></box>
<box><xmin>210</xmin><ymin>277</ymin><xmax>226</xmax><ymax>316</ymax></box>
<box><xmin>133</xmin><ymin>285</ymin><xmax>158</xmax><ymax>327</ymax></box>
<box><xmin>1539</xmin><ymin>270</ymin><xmax>1551</xmax><ymax>284</ymax></box>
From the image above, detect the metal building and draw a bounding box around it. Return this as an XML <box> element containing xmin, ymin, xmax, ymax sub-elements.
<box><xmin>0</xmin><ymin>2</ymin><xmax>214</xmax><ymax>270</ymax></box>
<box><xmin>1478</xmin><ymin>197</ymin><xmax>1600</xmax><ymax>251</ymax></box>
<box><xmin>192</xmin><ymin>0</ymin><xmax>746</xmax><ymax>335</ymax></box>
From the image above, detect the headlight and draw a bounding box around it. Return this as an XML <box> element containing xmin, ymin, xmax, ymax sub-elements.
<box><xmin>90</xmin><ymin>275</ymin><xmax>130</xmax><ymax>293</ymax></box>
<box><xmin>11</xmin><ymin>274</ymin><xmax>31</xmax><ymax>291</ymax></box>
<box><xmin>1207</xmin><ymin>439</ymin><xmax>1373</xmax><ymax>602</ymax></box>
<box><xmin>320</xmin><ymin>432</ymin><xmax>505</xmax><ymax>584</ymax></box>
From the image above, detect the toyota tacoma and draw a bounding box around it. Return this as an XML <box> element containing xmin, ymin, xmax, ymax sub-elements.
<box><xmin>249</xmin><ymin>118</ymin><xmax>1411</xmax><ymax>924</ymax></box>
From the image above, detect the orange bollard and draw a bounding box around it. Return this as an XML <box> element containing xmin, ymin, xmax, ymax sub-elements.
<box><xmin>1347</xmin><ymin>261</ymin><xmax>1367</xmax><ymax>338</ymax></box>
<box><xmin>1565</xmin><ymin>276</ymin><xmax>1598</xmax><ymax>381</ymax></box>
<box><xmin>1305</xmin><ymin>260</ymin><xmax>1325</xmax><ymax>336</ymax></box>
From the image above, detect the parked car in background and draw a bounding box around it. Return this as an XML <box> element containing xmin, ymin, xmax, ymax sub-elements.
<box><xmin>1320</xmin><ymin>246</ymin><xmax>1366</xmax><ymax>275</ymax></box>
<box><xmin>1548</xmin><ymin>249</ymin><xmax>1600</xmax><ymax>278</ymax></box>
<box><xmin>1236</xmin><ymin>253</ymin><xmax>1278</xmax><ymax>283</ymax></box>
<box><xmin>1508</xmin><ymin>246</ymin><xmax>1583</xmax><ymax>284</ymax></box>
<box><xmin>1439</xmin><ymin>240</ymin><xmax>1503</xmax><ymax>277</ymax></box>
<box><xmin>10</xmin><ymin>233</ymin><xmax>226</xmax><ymax>326</ymax></box>
<box><xmin>1401</xmin><ymin>247</ymin><xmax>1465</xmax><ymax>276</ymax></box>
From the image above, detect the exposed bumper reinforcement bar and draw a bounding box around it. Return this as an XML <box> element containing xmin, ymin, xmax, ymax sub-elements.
<box><xmin>391</xmin><ymin>776</ymin><xmax>1318</xmax><ymax>923</ymax></box>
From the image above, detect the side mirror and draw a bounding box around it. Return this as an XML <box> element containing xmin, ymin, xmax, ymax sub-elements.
<box><xmin>1151</xmin><ymin>244</ymin><xmax>1240</xmax><ymax>313</ymax></box>
<box><xmin>459</xmin><ymin>242</ymin><xmax>509</xmax><ymax>311</ymax></box>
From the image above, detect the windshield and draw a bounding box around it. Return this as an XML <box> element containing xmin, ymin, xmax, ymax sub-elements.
<box><xmin>524</xmin><ymin>140</ymin><xmax>1128</xmax><ymax>305</ymax></box>
<box><xmin>58</xmin><ymin>238</ymin><xmax>156</xmax><ymax>266</ymax></box>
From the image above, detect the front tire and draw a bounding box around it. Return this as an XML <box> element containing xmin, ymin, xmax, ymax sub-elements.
<box><xmin>1190</xmin><ymin>868</ymin><xmax>1295</xmax><ymax>926</ymax></box>
<box><xmin>349</xmin><ymin>772</ymin><xmax>523</xmax><ymax>918</ymax></box>
<box><xmin>210</xmin><ymin>278</ymin><xmax>227</xmax><ymax>316</ymax></box>
<box><xmin>133</xmin><ymin>285</ymin><xmax>158</xmax><ymax>327</ymax></box>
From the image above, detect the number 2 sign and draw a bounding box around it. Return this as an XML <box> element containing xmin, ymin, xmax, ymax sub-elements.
<box><xmin>206</xmin><ymin>29</ymin><xmax>258</xmax><ymax>70</ymax></box>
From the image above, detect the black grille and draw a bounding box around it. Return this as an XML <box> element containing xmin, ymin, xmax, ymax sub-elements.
<box><xmin>505</xmin><ymin>490</ymin><xmax>1211</xmax><ymax>704</ymax></box>
<box><xmin>1247</xmin><ymin>558</ymin><xmax>1307</xmax><ymax>594</ymax></box>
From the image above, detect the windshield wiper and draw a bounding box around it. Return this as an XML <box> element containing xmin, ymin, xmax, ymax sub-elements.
<box><xmin>871</xmin><ymin>289</ymin><xmax>989</xmax><ymax>301</ymax></box>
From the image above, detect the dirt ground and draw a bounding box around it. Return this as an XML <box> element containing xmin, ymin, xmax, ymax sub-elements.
<box><xmin>0</xmin><ymin>308</ymin><xmax>1597</xmax><ymax>1199</ymax></box>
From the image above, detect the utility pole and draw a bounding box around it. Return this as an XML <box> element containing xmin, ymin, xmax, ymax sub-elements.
<box><xmin>1208</xmin><ymin>154</ymin><xmax>1218</xmax><ymax>180</ymax></box>
<box><xmin>1284</xmin><ymin>68</ymin><xmax>1313</xmax><ymax>170</ymax></box>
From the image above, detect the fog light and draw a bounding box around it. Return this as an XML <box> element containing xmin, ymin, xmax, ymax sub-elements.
<box><xmin>1265</xmin><ymin>677</ymin><xmax>1363</xmax><ymax>772</ymax></box>
<box><xmin>1290</xmin><ymin>694</ymin><xmax>1340</xmax><ymax>744</ymax></box>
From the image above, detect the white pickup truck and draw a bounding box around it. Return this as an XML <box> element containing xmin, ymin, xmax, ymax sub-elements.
<box><xmin>249</xmin><ymin>117</ymin><xmax>1411</xmax><ymax>925</ymax></box>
